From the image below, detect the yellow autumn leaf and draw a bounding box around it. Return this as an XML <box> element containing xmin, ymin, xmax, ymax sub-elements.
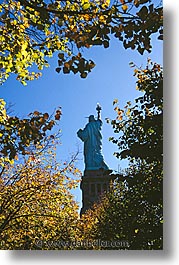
<box><xmin>99</xmin><ymin>15</ymin><xmax>106</xmax><ymax>23</ymax></box>
<box><xmin>45</xmin><ymin>30</ymin><xmax>51</xmax><ymax>36</ymax></box>
<box><xmin>9</xmin><ymin>159</ymin><xmax>14</xmax><ymax>165</ymax></box>
<box><xmin>21</xmin><ymin>42</ymin><xmax>28</xmax><ymax>51</ymax></box>
<box><xmin>64</xmin><ymin>62</ymin><xmax>70</xmax><ymax>69</ymax></box>
<box><xmin>114</xmin><ymin>106</ymin><xmax>119</xmax><ymax>112</ymax></box>
<box><xmin>33</xmin><ymin>111</ymin><xmax>40</xmax><ymax>116</ymax></box>
<box><xmin>122</xmin><ymin>5</ymin><xmax>128</xmax><ymax>12</ymax></box>
<box><xmin>126</xmin><ymin>108</ymin><xmax>131</xmax><ymax>116</ymax></box>
<box><xmin>83</xmin><ymin>14</ymin><xmax>90</xmax><ymax>21</ymax></box>
<box><xmin>47</xmin><ymin>42</ymin><xmax>51</xmax><ymax>48</ymax></box>
<box><xmin>19</xmin><ymin>24</ymin><xmax>25</xmax><ymax>30</ymax></box>
<box><xmin>82</xmin><ymin>3</ymin><xmax>90</xmax><ymax>10</ymax></box>
<box><xmin>106</xmin><ymin>0</ymin><xmax>110</xmax><ymax>6</ymax></box>
<box><xmin>102</xmin><ymin>0</ymin><xmax>110</xmax><ymax>9</ymax></box>
<box><xmin>63</xmin><ymin>14</ymin><xmax>68</xmax><ymax>20</ymax></box>
<box><xmin>117</xmin><ymin>115</ymin><xmax>123</xmax><ymax>121</ymax></box>
<box><xmin>113</xmin><ymin>98</ymin><xmax>118</xmax><ymax>105</ymax></box>
<box><xmin>11</xmin><ymin>20</ymin><xmax>17</xmax><ymax>26</ymax></box>
<box><xmin>82</xmin><ymin>0</ymin><xmax>90</xmax><ymax>10</ymax></box>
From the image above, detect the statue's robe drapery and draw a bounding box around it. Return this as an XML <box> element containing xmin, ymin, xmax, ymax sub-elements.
<box><xmin>77</xmin><ymin>119</ymin><xmax>109</xmax><ymax>170</ymax></box>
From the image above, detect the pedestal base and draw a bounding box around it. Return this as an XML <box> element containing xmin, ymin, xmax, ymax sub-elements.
<box><xmin>80</xmin><ymin>169</ymin><xmax>116</xmax><ymax>216</ymax></box>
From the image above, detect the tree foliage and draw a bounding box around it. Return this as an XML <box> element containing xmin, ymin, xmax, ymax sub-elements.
<box><xmin>108</xmin><ymin>59</ymin><xmax>163</xmax><ymax>166</ymax></box>
<box><xmin>0</xmin><ymin>98</ymin><xmax>62</xmax><ymax>167</ymax></box>
<box><xmin>0</xmin><ymin>0</ymin><xmax>163</xmax><ymax>84</ymax></box>
<box><xmin>0</xmin><ymin>138</ymin><xmax>81</xmax><ymax>250</ymax></box>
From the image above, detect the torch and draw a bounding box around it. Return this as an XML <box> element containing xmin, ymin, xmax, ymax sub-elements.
<box><xmin>96</xmin><ymin>103</ymin><xmax>102</xmax><ymax>120</ymax></box>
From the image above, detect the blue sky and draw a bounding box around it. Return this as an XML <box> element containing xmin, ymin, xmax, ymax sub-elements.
<box><xmin>0</xmin><ymin>32</ymin><xmax>163</xmax><ymax>207</ymax></box>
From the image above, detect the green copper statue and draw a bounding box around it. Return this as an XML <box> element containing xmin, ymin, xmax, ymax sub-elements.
<box><xmin>77</xmin><ymin>104</ymin><xmax>109</xmax><ymax>171</ymax></box>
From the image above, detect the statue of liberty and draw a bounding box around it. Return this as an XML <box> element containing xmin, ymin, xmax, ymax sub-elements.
<box><xmin>77</xmin><ymin>104</ymin><xmax>109</xmax><ymax>171</ymax></box>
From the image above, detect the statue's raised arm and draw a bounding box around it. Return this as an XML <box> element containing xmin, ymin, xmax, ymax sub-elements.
<box><xmin>77</xmin><ymin>104</ymin><xmax>109</xmax><ymax>171</ymax></box>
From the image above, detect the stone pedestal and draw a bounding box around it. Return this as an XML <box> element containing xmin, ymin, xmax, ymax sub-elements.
<box><xmin>80</xmin><ymin>169</ymin><xmax>116</xmax><ymax>215</ymax></box>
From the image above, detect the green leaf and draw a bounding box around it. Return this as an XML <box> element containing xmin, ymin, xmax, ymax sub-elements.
<box><xmin>137</xmin><ymin>6</ymin><xmax>148</xmax><ymax>20</ymax></box>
